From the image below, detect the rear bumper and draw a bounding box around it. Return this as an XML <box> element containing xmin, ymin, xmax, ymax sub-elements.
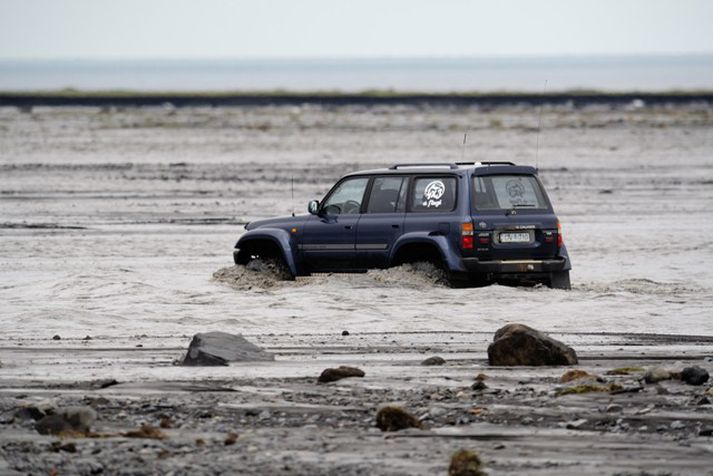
<box><xmin>462</xmin><ymin>257</ymin><xmax>568</xmax><ymax>274</ymax></box>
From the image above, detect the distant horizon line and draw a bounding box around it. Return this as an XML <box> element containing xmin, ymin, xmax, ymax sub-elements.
<box><xmin>2</xmin><ymin>52</ymin><xmax>713</xmax><ymax>63</ymax></box>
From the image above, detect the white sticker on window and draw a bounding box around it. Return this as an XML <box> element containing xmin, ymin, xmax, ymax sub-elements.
<box><xmin>422</xmin><ymin>180</ymin><xmax>445</xmax><ymax>208</ymax></box>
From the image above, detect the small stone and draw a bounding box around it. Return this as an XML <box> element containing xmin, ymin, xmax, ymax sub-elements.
<box><xmin>83</xmin><ymin>335</ymin><xmax>92</xmax><ymax>341</ymax></box>
<box><xmin>123</xmin><ymin>425</ymin><xmax>166</xmax><ymax>439</ymax></box>
<box><xmin>159</xmin><ymin>417</ymin><xmax>174</xmax><ymax>429</ymax></box>
<box><xmin>36</xmin><ymin>414</ymin><xmax>72</xmax><ymax>435</ymax></box>
<box><xmin>317</xmin><ymin>366</ymin><xmax>365</xmax><ymax>383</ymax></box>
<box><xmin>560</xmin><ymin>369</ymin><xmax>592</xmax><ymax>383</ymax></box>
<box><xmin>52</xmin><ymin>335</ymin><xmax>61</xmax><ymax>341</ymax></box>
<box><xmin>681</xmin><ymin>366</ymin><xmax>709</xmax><ymax>386</ymax></box>
<box><xmin>565</xmin><ymin>418</ymin><xmax>588</xmax><ymax>429</ymax></box>
<box><xmin>97</xmin><ymin>379</ymin><xmax>119</xmax><ymax>389</ymax></box>
<box><xmin>15</xmin><ymin>406</ymin><xmax>46</xmax><ymax>421</ymax></box>
<box><xmin>375</xmin><ymin>405</ymin><xmax>421</xmax><ymax>432</ymax></box>
<box><xmin>50</xmin><ymin>441</ymin><xmax>77</xmax><ymax>453</ymax></box>
<box><xmin>87</xmin><ymin>397</ymin><xmax>110</xmax><ymax>407</ymax></box>
<box><xmin>698</xmin><ymin>427</ymin><xmax>713</xmax><ymax>437</ymax></box>
<box><xmin>670</xmin><ymin>420</ymin><xmax>686</xmax><ymax>430</ymax></box>
<box><xmin>36</xmin><ymin>406</ymin><xmax>96</xmax><ymax>435</ymax></box>
<box><xmin>694</xmin><ymin>396</ymin><xmax>710</xmax><ymax>406</ymax></box>
<box><xmin>421</xmin><ymin>356</ymin><xmax>446</xmax><ymax>366</ymax></box>
<box><xmin>59</xmin><ymin>406</ymin><xmax>96</xmax><ymax>430</ymax></box>
<box><xmin>471</xmin><ymin>380</ymin><xmax>487</xmax><ymax>391</ymax></box>
<box><xmin>448</xmin><ymin>449</ymin><xmax>485</xmax><ymax>476</ymax></box>
<box><xmin>224</xmin><ymin>432</ymin><xmax>238</xmax><ymax>445</ymax></box>
<box><xmin>341</xmin><ymin>330</ymin><xmax>349</xmax><ymax>336</ymax></box>
<box><xmin>706</xmin><ymin>387</ymin><xmax>713</xmax><ymax>397</ymax></box>
<box><xmin>605</xmin><ymin>403</ymin><xmax>623</xmax><ymax>413</ymax></box>
<box><xmin>644</xmin><ymin>367</ymin><xmax>672</xmax><ymax>384</ymax></box>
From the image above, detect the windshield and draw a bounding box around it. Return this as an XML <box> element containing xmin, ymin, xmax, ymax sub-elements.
<box><xmin>472</xmin><ymin>174</ymin><xmax>549</xmax><ymax>211</ymax></box>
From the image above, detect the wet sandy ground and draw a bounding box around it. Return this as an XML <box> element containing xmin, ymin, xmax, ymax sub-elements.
<box><xmin>1</xmin><ymin>104</ymin><xmax>713</xmax><ymax>474</ymax></box>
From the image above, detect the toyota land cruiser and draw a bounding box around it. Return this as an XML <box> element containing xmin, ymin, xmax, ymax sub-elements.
<box><xmin>233</xmin><ymin>162</ymin><xmax>571</xmax><ymax>289</ymax></box>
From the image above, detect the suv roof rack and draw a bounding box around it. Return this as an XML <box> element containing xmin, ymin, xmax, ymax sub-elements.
<box><xmin>389</xmin><ymin>163</ymin><xmax>458</xmax><ymax>170</ymax></box>
<box><xmin>455</xmin><ymin>161</ymin><xmax>517</xmax><ymax>167</ymax></box>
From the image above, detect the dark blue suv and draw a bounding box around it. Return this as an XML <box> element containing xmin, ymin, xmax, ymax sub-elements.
<box><xmin>234</xmin><ymin>162</ymin><xmax>571</xmax><ymax>289</ymax></box>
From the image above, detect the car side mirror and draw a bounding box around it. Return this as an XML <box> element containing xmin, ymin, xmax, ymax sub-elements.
<box><xmin>308</xmin><ymin>200</ymin><xmax>320</xmax><ymax>215</ymax></box>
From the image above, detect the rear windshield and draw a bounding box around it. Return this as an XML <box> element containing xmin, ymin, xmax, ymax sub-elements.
<box><xmin>472</xmin><ymin>175</ymin><xmax>548</xmax><ymax>210</ymax></box>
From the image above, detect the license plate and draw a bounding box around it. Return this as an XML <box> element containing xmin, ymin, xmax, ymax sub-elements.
<box><xmin>499</xmin><ymin>232</ymin><xmax>530</xmax><ymax>243</ymax></box>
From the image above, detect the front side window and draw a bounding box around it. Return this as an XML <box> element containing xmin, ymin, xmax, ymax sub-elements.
<box><xmin>410</xmin><ymin>177</ymin><xmax>457</xmax><ymax>212</ymax></box>
<box><xmin>473</xmin><ymin>174</ymin><xmax>548</xmax><ymax>210</ymax></box>
<box><xmin>366</xmin><ymin>177</ymin><xmax>407</xmax><ymax>213</ymax></box>
<box><xmin>322</xmin><ymin>177</ymin><xmax>369</xmax><ymax>215</ymax></box>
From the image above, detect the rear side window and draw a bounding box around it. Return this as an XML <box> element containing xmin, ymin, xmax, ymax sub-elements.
<box><xmin>366</xmin><ymin>176</ymin><xmax>407</xmax><ymax>213</ymax></box>
<box><xmin>410</xmin><ymin>177</ymin><xmax>457</xmax><ymax>212</ymax></box>
<box><xmin>473</xmin><ymin>175</ymin><xmax>548</xmax><ymax>210</ymax></box>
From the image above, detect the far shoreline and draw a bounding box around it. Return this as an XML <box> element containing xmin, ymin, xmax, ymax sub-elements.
<box><xmin>2</xmin><ymin>89</ymin><xmax>713</xmax><ymax>108</ymax></box>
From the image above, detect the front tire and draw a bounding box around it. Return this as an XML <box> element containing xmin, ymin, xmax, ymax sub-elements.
<box><xmin>548</xmin><ymin>270</ymin><xmax>571</xmax><ymax>290</ymax></box>
<box><xmin>235</xmin><ymin>245</ymin><xmax>295</xmax><ymax>281</ymax></box>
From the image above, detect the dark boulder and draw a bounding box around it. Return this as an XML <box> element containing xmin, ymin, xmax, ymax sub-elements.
<box><xmin>181</xmin><ymin>332</ymin><xmax>274</xmax><ymax>366</ymax></box>
<box><xmin>681</xmin><ymin>366</ymin><xmax>709</xmax><ymax>386</ymax></box>
<box><xmin>317</xmin><ymin>366</ymin><xmax>365</xmax><ymax>383</ymax></box>
<box><xmin>488</xmin><ymin>323</ymin><xmax>578</xmax><ymax>366</ymax></box>
<box><xmin>375</xmin><ymin>405</ymin><xmax>421</xmax><ymax>432</ymax></box>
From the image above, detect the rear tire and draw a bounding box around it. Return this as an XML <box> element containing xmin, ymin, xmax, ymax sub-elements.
<box><xmin>446</xmin><ymin>271</ymin><xmax>471</xmax><ymax>288</ymax></box>
<box><xmin>548</xmin><ymin>270</ymin><xmax>571</xmax><ymax>290</ymax></box>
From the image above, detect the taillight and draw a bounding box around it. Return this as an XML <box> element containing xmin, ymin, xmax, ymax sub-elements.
<box><xmin>556</xmin><ymin>220</ymin><xmax>564</xmax><ymax>248</ymax></box>
<box><xmin>461</xmin><ymin>222</ymin><xmax>474</xmax><ymax>250</ymax></box>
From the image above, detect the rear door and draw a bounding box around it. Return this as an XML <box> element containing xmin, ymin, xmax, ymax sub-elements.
<box><xmin>302</xmin><ymin>177</ymin><xmax>369</xmax><ymax>270</ymax></box>
<box><xmin>470</xmin><ymin>174</ymin><xmax>559</xmax><ymax>260</ymax></box>
<box><xmin>355</xmin><ymin>176</ymin><xmax>408</xmax><ymax>268</ymax></box>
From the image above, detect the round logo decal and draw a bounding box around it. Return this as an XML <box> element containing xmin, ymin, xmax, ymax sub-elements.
<box><xmin>424</xmin><ymin>180</ymin><xmax>445</xmax><ymax>200</ymax></box>
<box><xmin>422</xmin><ymin>180</ymin><xmax>446</xmax><ymax>208</ymax></box>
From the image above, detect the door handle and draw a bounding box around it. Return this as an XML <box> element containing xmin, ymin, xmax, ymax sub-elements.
<box><xmin>391</xmin><ymin>224</ymin><xmax>400</xmax><ymax>229</ymax></box>
<box><xmin>344</xmin><ymin>225</ymin><xmax>352</xmax><ymax>230</ymax></box>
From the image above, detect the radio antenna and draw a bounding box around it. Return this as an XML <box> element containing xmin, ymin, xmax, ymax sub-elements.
<box><xmin>461</xmin><ymin>130</ymin><xmax>468</xmax><ymax>162</ymax></box>
<box><xmin>535</xmin><ymin>80</ymin><xmax>547</xmax><ymax>171</ymax></box>
<box><xmin>291</xmin><ymin>175</ymin><xmax>295</xmax><ymax>217</ymax></box>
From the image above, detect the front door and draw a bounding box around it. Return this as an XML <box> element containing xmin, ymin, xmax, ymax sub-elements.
<box><xmin>301</xmin><ymin>177</ymin><xmax>369</xmax><ymax>271</ymax></box>
<box><xmin>355</xmin><ymin>176</ymin><xmax>408</xmax><ymax>268</ymax></box>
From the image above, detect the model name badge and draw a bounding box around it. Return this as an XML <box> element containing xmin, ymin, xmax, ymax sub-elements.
<box><xmin>512</xmin><ymin>225</ymin><xmax>536</xmax><ymax>230</ymax></box>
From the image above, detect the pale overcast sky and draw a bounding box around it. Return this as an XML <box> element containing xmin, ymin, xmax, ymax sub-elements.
<box><xmin>1</xmin><ymin>0</ymin><xmax>712</xmax><ymax>59</ymax></box>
